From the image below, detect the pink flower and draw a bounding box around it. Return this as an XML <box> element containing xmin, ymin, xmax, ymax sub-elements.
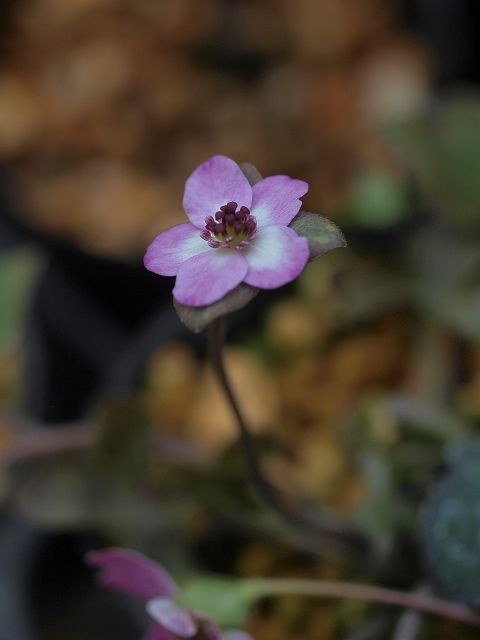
<box><xmin>87</xmin><ymin>547</ymin><xmax>254</xmax><ymax>640</ymax></box>
<box><xmin>144</xmin><ymin>155</ymin><xmax>310</xmax><ymax>307</ymax></box>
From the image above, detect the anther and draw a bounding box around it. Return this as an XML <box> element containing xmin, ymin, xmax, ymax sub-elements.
<box><xmin>205</xmin><ymin>216</ymin><xmax>216</xmax><ymax>232</ymax></box>
<box><xmin>201</xmin><ymin>202</ymin><xmax>256</xmax><ymax>249</ymax></box>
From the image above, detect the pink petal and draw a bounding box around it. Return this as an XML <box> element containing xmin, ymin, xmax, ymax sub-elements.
<box><xmin>183</xmin><ymin>156</ymin><xmax>252</xmax><ymax>228</ymax></box>
<box><xmin>251</xmin><ymin>175</ymin><xmax>308</xmax><ymax>227</ymax></box>
<box><xmin>173</xmin><ymin>249</ymin><xmax>248</xmax><ymax>307</ymax></box>
<box><xmin>145</xmin><ymin>624</ymin><xmax>176</xmax><ymax>640</ymax></box>
<box><xmin>86</xmin><ymin>548</ymin><xmax>177</xmax><ymax>601</ymax></box>
<box><xmin>244</xmin><ymin>225</ymin><xmax>309</xmax><ymax>289</ymax></box>
<box><xmin>144</xmin><ymin>224</ymin><xmax>209</xmax><ymax>277</ymax></box>
<box><xmin>147</xmin><ymin>598</ymin><xmax>197</xmax><ymax>638</ymax></box>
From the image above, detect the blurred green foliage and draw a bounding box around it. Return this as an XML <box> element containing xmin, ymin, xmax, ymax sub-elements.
<box><xmin>387</xmin><ymin>97</ymin><xmax>480</xmax><ymax>226</ymax></box>
<box><xmin>4</xmin><ymin>95</ymin><xmax>480</xmax><ymax>640</ymax></box>
<box><xmin>342</xmin><ymin>169</ymin><xmax>412</xmax><ymax>228</ymax></box>
<box><xmin>422</xmin><ymin>442</ymin><xmax>480</xmax><ymax>604</ymax></box>
<box><xmin>0</xmin><ymin>249</ymin><xmax>38</xmax><ymax>350</ymax></box>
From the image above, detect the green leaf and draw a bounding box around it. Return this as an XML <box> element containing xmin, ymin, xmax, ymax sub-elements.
<box><xmin>422</xmin><ymin>449</ymin><xmax>480</xmax><ymax>604</ymax></box>
<box><xmin>290</xmin><ymin>211</ymin><xmax>346</xmax><ymax>261</ymax></box>
<box><xmin>174</xmin><ymin>284</ymin><xmax>259</xmax><ymax>333</ymax></box>
<box><xmin>179</xmin><ymin>576</ymin><xmax>260</xmax><ymax>626</ymax></box>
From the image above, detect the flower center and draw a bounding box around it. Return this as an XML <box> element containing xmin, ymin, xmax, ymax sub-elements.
<box><xmin>201</xmin><ymin>201</ymin><xmax>257</xmax><ymax>249</ymax></box>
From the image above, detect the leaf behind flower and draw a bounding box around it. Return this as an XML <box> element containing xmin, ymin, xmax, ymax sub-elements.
<box><xmin>291</xmin><ymin>211</ymin><xmax>347</xmax><ymax>261</ymax></box>
<box><xmin>174</xmin><ymin>284</ymin><xmax>259</xmax><ymax>333</ymax></box>
<box><xmin>239</xmin><ymin>162</ymin><xmax>262</xmax><ymax>186</ymax></box>
<box><xmin>179</xmin><ymin>576</ymin><xmax>260</xmax><ymax>627</ymax></box>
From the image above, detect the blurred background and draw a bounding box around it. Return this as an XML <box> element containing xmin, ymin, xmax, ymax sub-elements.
<box><xmin>1</xmin><ymin>0</ymin><xmax>480</xmax><ymax>638</ymax></box>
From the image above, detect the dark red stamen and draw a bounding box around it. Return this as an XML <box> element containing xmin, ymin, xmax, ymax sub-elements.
<box><xmin>205</xmin><ymin>216</ymin><xmax>216</xmax><ymax>232</ymax></box>
<box><xmin>201</xmin><ymin>201</ymin><xmax>256</xmax><ymax>249</ymax></box>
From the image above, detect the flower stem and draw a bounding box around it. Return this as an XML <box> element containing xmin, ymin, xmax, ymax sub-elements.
<box><xmin>248</xmin><ymin>578</ymin><xmax>480</xmax><ymax>628</ymax></box>
<box><xmin>207</xmin><ymin>317</ymin><xmax>369</xmax><ymax>560</ymax></box>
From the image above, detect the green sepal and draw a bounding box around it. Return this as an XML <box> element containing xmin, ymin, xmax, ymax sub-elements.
<box><xmin>174</xmin><ymin>283</ymin><xmax>259</xmax><ymax>333</ymax></box>
<box><xmin>290</xmin><ymin>210</ymin><xmax>347</xmax><ymax>261</ymax></box>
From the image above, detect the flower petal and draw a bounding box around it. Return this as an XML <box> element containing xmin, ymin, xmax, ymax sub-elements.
<box><xmin>173</xmin><ymin>249</ymin><xmax>248</xmax><ymax>307</ymax></box>
<box><xmin>183</xmin><ymin>156</ymin><xmax>252</xmax><ymax>228</ymax></box>
<box><xmin>251</xmin><ymin>175</ymin><xmax>308</xmax><ymax>227</ymax></box>
<box><xmin>144</xmin><ymin>224</ymin><xmax>209</xmax><ymax>276</ymax></box>
<box><xmin>244</xmin><ymin>225</ymin><xmax>309</xmax><ymax>289</ymax></box>
<box><xmin>145</xmin><ymin>624</ymin><xmax>176</xmax><ymax>640</ymax></box>
<box><xmin>147</xmin><ymin>598</ymin><xmax>197</xmax><ymax>638</ymax></box>
<box><xmin>86</xmin><ymin>548</ymin><xmax>177</xmax><ymax>601</ymax></box>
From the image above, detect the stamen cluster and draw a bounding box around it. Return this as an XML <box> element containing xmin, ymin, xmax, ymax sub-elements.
<box><xmin>201</xmin><ymin>201</ymin><xmax>257</xmax><ymax>249</ymax></box>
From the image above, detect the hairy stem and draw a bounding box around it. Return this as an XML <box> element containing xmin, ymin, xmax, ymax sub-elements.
<box><xmin>208</xmin><ymin>318</ymin><xmax>285</xmax><ymax>512</ymax></box>
<box><xmin>207</xmin><ymin>317</ymin><xmax>369</xmax><ymax>560</ymax></box>
<box><xmin>249</xmin><ymin>578</ymin><xmax>480</xmax><ymax>628</ymax></box>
